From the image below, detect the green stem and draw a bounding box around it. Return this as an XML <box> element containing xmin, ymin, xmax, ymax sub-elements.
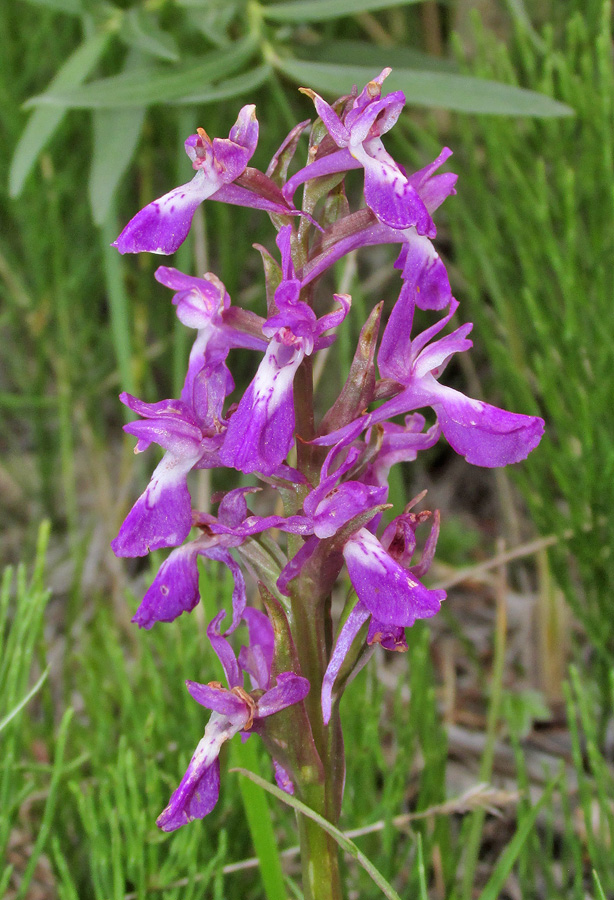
<box><xmin>297</xmin><ymin>811</ymin><xmax>344</xmax><ymax>900</ymax></box>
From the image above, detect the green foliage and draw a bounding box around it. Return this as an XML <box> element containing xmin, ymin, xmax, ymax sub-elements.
<box><xmin>3</xmin><ymin>530</ymin><xmax>614</xmax><ymax>898</ymax></box>
<box><xmin>445</xmin><ymin>0</ymin><xmax>614</xmax><ymax>698</ymax></box>
<box><xmin>10</xmin><ymin>0</ymin><xmax>572</xmax><ymax>224</ymax></box>
<box><xmin>4</xmin><ymin>2</ymin><xmax>614</xmax><ymax>898</ymax></box>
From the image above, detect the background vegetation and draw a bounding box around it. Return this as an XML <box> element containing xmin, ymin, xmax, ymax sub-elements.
<box><xmin>2</xmin><ymin>0</ymin><xmax>613</xmax><ymax>897</ymax></box>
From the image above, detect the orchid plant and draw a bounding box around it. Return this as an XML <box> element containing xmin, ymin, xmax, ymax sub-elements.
<box><xmin>112</xmin><ymin>69</ymin><xmax>544</xmax><ymax>899</ymax></box>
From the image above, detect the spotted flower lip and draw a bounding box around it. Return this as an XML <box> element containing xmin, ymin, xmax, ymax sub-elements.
<box><xmin>156</xmin><ymin>607</ymin><xmax>309</xmax><ymax>831</ymax></box>
<box><xmin>284</xmin><ymin>69</ymin><xmax>434</xmax><ymax>233</ymax></box>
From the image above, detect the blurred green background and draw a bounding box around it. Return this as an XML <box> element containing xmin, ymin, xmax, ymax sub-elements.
<box><xmin>2</xmin><ymin>1</ymin><xmax>614</xmax><ymax>897</ymax></box>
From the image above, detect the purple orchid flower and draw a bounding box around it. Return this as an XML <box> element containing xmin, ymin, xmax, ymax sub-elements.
<box><xmin>313</xmin><ymin>298</ymin><xmax>545</xmax><ymax>467</ymax></box>
<box><xmin>284</xmin><ymin>69</ymin><xmax>433</xmax><ymax>233</ymax></box>
<box><xmin>157</xmin><ymin>607</ymin><xmax>309</xmax><ymax>831</ymax></box>
<box><xmin>374</xmin><ymin>297</ymin><xmax>545</xmax><ymax>466</ymax></box>
<box><xmin>221</xmin><ymin>226</ymin><xmax>350</xmax><ymax>475</ymax></box>
<box><xmin>131</xmin><ymin>485</ymin><xmax>310</xmax><ymax>628</ymax></box>
<box><xmin>299</xmin><ymin>147</ymin><xmax>457</xmax><ymax>312</ymax></box>
<box><xmin>362</xmin><ymin>414</ymin><xmax>440</xmax><ymax>494</ymax></box>
<box><xmin>131</xmin><ymin>487</ymin><xmax>253</xmax><ymax>628</ymax></box>
<box><xmin>273</xmin><ymin>434</ymin><xmax>439</xmax><ymax>624</ymax></box>
<box><xmin>114</xmin><ymin>106</ymin><xmax>293</xmax><ymax>256</ymax></box>
<box><xmin>321</xmin><ymin>502</ymin><xmax>444</xmax><ymax>724</ymax></box>
<box><xmin>155</xmin><ymin>266</ymin><xmax>266</xmax><ymax>418</ymax></box>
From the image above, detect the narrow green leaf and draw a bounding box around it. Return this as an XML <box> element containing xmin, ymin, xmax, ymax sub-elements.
<box><xmin>304</xmin><ymin>40</ymin><xmax>459</xmax><ymax>73</ymax></box>
<box><xmin>230</xmin><ymin>741</ymin><xmax>287</xmax><ymax>900</ymax></box>
<box><xmin>477</xmin><ymin>778</ymin><xmax>558</xmax><ymax>900</ymax></box>
<box><xmin>415</xmin><ymin>833</ymin><xmax>429</xmax><ymax>900</ymax></box>
<box><xmin>262</xmin><ymin>0</ymin><xmax>425</xmax><ymax>23</ymax></box>
<box><xmin>592</xmin><ymin>869</ymin><xmax>607</xmax><ymax>900</ymax></box>
<box><xmin>176</xmin><ymin>64</ymin><xmax>272</xmax><ymax>104</ymax></box>
<box><xmin>275</xmin><ymin>58</ymin><xmax>575</xmax><ymax>117</ymax></box>
<box><xmin>24</xmin><ymin>36</ymin><xmax>257</xmax><ymax>109</ymax></box>
<box><xmin>119</xmin><ymin>8</ymin><xmax>180</xmax><ymax>63</ymax></box>
<box><xmin>89</xmin><ymin>105</ymin><xmax>146</xmax><ymax>225</ymax></box>
<box><xmin>0</xmin><ymin>667</ymin><xmax>49</xmax><ymax>734</ymax></box>
<box><xmin>9</xmin><ymin>31</ymin><xmax>110</xmax><ymax>196</ymax></box>
<box><xmin>101</xmin><ymin>203</ymin><xmax>136</xmax><ymax>399</ymax></box>
<box><xmin>13</xmin><ymin>708</ymin><xmax>74</xmax><ymax>900</ymax></box>
<box><xmin>232</xmin><ymin>767</ymin><xmax>403</xmax><ymax>900</ymax></box>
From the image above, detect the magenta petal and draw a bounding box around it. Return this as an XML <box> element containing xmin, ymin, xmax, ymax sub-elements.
<box><xmin>256</xmin><ymin>672</ymin><xmax>310</xmax><ymax>719</ymax></box>
<box><xmin>321</xmin><ymin>604</ymin><xmax>370</xmax><ymax>725</ymax></box>
<box><xmin>113</xmin><ymin>170</ymin><xmax>221</xmax><ymax>255</ymax></box>
<box><xmin>157</xmin><ymin>756</ymin><xmax>221</xmax><ymax>832</ymax></box>
<box><xmin>186</xmin><ymin>682</ymin><xmax>249</xmax><ymax>719</ymax></box>
<box><xmin>431</xmin><ymin>382</ymin><xmax>546</xmax><ymax>467</ymax></box>
<box><xmin>282</xmin><ymin>148</ymin><xmax>359</xmax><ymax>203</ymax></box>
<box><xmin>357</xmin><ymin>146</ymin><xmax>432</xmax><ymax>232</ymax></box>
<box><xmin>277</xmin><ymin>535</ymin><xmax>319</xmax><ymax>595</ymax></box>
<box><xmin>396</xmin><ymin>233</ymin><xmax>452</xmax><ymax>312</ymax></box>
<box><xmin>123</xmin><ymin>417</ymin><xmax>203</xmax><ymax>456</ymax></box>
<box><xmin>111</xmin><ymin>452</ymin><xmax>195</xmax><ymax>557</ymax></box>
<box><xmin>207</xmin><ymin>611</ymin><xmax>242</xmax><ymax>689</ymax></box>
<box><xmin>312</xmin><ymin>482</ymin><xmax>385</xmax><ymax>539</ymax></box>
<box><xmin>343</xmin><ymin>528</ymin><xmax>445</xmax><ymax>626</ymax></box>
<box><xmin>132</xmin><ymin>543</ymin><xmax>200</xmax><ymax>628</ymax></box>
<box><xmin>221</xmin><ymin>341</ymin><xmax>304</xmax><ymax>475</ymax></box>
<box><xmin>310</xmin><ymin>92</ymin><xmax>350</xmax><ymax>145</ymax></box>
<box><xmin>227</xmin><ymin>104</ymin><xmax>259</xmax><ymax>159</ymax></box>
<box><xmin>407</xmin><ymin>147</ymin><xmax>457</xmax><ymax>213</ymax></box>
<box><xmin>273</xmin><ymin>759</ymin><xmax>295</xmax><ymax>794</ymax></box>
<box><xmin>238</xmin><ymin>607</ymin><xmax>274</xmax><ymax>690</ymax></box>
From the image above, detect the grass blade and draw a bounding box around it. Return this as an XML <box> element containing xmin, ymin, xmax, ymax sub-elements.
<box><xmin>476</xmin><ymin>778</ymin><xmax>558</xmax><ymax>900</ymax></box>
<box><xmin>0</xmin><ymin>666</ymin><xmax>49</xmax><ymax>734</ymax></box>
<box><xmin>592</xmin><ymin>869</ymin><xmax>607</xmax><ymax>900</ymax></box>
<box><xmin>176</xmin><ymin>64</ymin><xmax>272</xmax><ymax>104</ymax></box>
<box><xmin>232</xmin><ymin>767</ymin><xmax>403</xmax><ymax>900</ymax></box>
<box><xmin>230</xmin><ymin>740</ymin><xmax>287</xmax><ymax>900</ymax></box>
